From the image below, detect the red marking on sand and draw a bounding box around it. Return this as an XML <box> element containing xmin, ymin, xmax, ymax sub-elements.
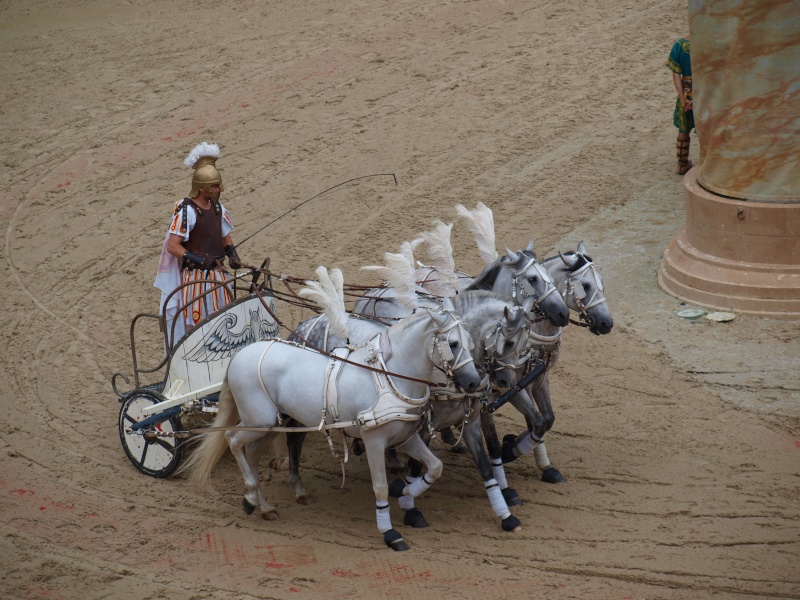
<box><xmin>9</xmin><ymin>488</ymin><xmax>76</xmax><ymax>511</ymax></box>
<box><xmin>288</xmin><ymin>587</ymin><xmax>300</xmax><ymax>593</ymax></box>
<box><xmin>794</xmin><ymin>440</ymin><xmax>800</xmax><ymax>448</ymax></box>
<box><xmin>161</xmin><ymin>129</ymin><xmax>197</xmax><ymax>142</ymax></box>
<box><xmin>254</xmin><ymin>544</ymin><xmax>317</xmax><ymax>570</ymax></box>
<box><xmin>371</xmin><ymin>564</ymin><xmax>430</xmax><ymax>583</ymax></box>
<box><xmin>332</xmin><ymin>569</ymin><xmax>360</xmax><ymax>578</ymax></box>
<box><xmin>24</xmin><ymin>586</ymin><xmax>64</xmax><ymax>599</ymax></box>
<box><xmin>240</xmin><ymin>102</ymin><xmax>249</xmax><ymax>108</ymax></box>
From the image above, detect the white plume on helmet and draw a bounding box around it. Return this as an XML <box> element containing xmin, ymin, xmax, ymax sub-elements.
<box><xmin>184</xmin><ymin>142</ymin><xmax>220</xmax><ymax>169</ymax></box>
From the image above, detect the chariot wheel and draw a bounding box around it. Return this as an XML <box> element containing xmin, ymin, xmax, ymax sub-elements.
<box><xmin>118</xmin><ymin>390</ymin><xmax>184</xmax><ymax>478</ymax></box>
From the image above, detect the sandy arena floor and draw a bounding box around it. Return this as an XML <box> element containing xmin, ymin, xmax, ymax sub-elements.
<box><xmin>2</xmin><ymin>1</ymin><xmax>799</xmax><ymax>598</ymax></box>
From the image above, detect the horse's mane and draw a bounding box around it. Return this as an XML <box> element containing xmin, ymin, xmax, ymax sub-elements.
<box><xmin>450</xmin><ymin>289</ymin><xmax>510</xmax><ymax>310</ymax></box>
<box><xmin>465</xmin><ymin>251</ymin><xmax>530</xmax><ymax>291</ymax></box>
<box><xmin>544</xmin><ymin>251</ymin><xmax>592</xmax><ymax>273</ymax></box>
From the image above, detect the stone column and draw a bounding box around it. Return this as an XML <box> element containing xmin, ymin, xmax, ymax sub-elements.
<box><xmin>658</xmin><ymin>0</ymin><xmax>800</xmax><ymax>317</ymax></box>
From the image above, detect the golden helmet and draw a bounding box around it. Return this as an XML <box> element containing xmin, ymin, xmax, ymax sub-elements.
<box><xmin>184</xmin><ymin>142</ymin><xmax>224</xmax><ymax>198</ymax></box>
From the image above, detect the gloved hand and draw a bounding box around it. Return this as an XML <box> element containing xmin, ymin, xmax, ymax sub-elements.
<box><xmin>225</xmin><ymin>244</ymin><xmax>243</xmax><ymax>270</ymax></box>
<box><xmin>183</xmin><ymin>251</ymin><xmax>217</xmax><ymax>271</ymax></box>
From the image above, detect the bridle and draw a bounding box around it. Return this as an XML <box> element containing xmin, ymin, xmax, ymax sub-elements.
<box><xmin>427</xmin><ymin>308</ymin><xmax>475</xmax><ymax>382</ymax></box>
<box><xmin>510</xmin><ymin>256</ymin><xmax>559</xmax><ymax>320</ymax></box>
<box><xmin>480</xmin><ymin>310</ymin><xmax>531</xmax><ymax>376</ymax></box>
<box><xmin>564</xmin><ymin>257</ymin><xmax>606</xmax><ymax>328</ymax></box>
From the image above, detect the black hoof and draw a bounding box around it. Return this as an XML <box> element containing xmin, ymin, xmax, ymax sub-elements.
<box><xmin>542</xmin><ymin>466</ymin><xmax>566</xmax><ymax>483</ymax></box>
<box><xmin>388</xmin><ymin>479</ymin><xmax>406</xmax><ymax>498</ymax></box>
<box><xmin>384</xmin><ymin>529</ymin><xmax>410</xmax><ymax>551</ymax></box>
<box><xmin>502</xmin><ymin>487</ymin><xmax>522</xmax><ymax>507</ymax></box>
<box><xmin>501</xmin><ymin>515</ymin><xmax>522</xmax><ymax>532</ymax></box>
<box><xmin>501</xmin><ymin>439</ymin><xmax>517</xmax><ymax>464</ymax></box>
<box><xmin>403</xmin><ymin>508</ymin><xmax>429</xmax><ymax>528</ymax></box>
<box><xmin>352</xmin><ymin>439</ymin><xmax>365</xmax><ymax>456</ymax></box>
<box><xmin>242</xmin><ymin>498</ymin><xmax>256</xmax><ymax>515</ymax></box>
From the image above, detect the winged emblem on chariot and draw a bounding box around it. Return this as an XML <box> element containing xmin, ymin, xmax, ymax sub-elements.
<box><xmin>183</xmin><ymin>308</ymin><xmax>279</xmax><ymax>363</ymax></box>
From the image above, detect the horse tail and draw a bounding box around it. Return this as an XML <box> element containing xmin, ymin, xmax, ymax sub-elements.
<box><xmin>177</xmin><ymin>372</ymin><xmax>239</xmax><ymax>488</ymax></box>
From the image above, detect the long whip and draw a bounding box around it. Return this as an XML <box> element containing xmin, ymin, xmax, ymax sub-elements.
<box><xmin>234</xmin><ymin>173</ymin><xmax>398</xmax><ymax>249</ymax></box>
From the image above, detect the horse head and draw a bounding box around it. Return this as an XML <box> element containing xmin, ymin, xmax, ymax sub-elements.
<box><xmin>426</xmin><ymin>298</ymin><xmax>483</xmax><ymax>394</ymax></box>
<box><xmin>558</xmin><ymin>241</ymin><xmax>613</xmax><ymax>335</ymax></box>
<box><xmin>509</xmin><ymin>248</ymin><xmax>570</xmax><ymax>328</ymax></box>
<box><xmin>483</xmin><ymin>305</ymin><xmax>532</xmax><ymax>389</ymax></box>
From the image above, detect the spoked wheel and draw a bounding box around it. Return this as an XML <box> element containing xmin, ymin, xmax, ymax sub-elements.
<box><xmin>118</xmin><ymin>391</ymin><xmax>184</xmax><ymax>478</ymax></box>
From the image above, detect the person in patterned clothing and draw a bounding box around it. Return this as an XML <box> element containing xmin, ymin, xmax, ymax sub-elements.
<box><xmin>666</xmin><ymin>36</ymin><xmax>694</xmax><ymax>175</ymax></box>
<box><xmin>154</xmin><ymin>142</ymin><xmax>244</xmax><ymax>349</ymax></box>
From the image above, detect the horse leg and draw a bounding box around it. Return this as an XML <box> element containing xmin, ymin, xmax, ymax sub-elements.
<box><xmin>461</xmin><ymin>414</ymin><xmax>521</xmax><ymax>532</ymax></box>
<box><xmin>481</xmin><ymin>408</ymin><xmax>521</xmax><ymax>506</ymax></box>
<box><xmin>387</xmin><ymin>433</ymin><xmax>443</xmax><ymax>533</ymax></box>
<box><xmin>391</xmin><ymin>426</ymin><xmax>432</xmax><ymax>528</ymax></box>
<box><xmin>530</xmin><ymin>377</ymin><xmax>566</xmax><ymax>483</ymax></box>
<box><xmin>269</xmin><ymin>433</ymin><xmax>290</xmax><ymax>471</ymax></box>
<box><xmin>244</xmin><ymin>432</ymin><xmax>281</xmax><ymax>519</ymax></box>
<box><xmin>501</xmin><ymin>388</ymin><xmax>547</xmax><ymax>464</ymax></box>
<box><xmin>439</xmin><ymin>427</ymin><xmax>468</xmax><ymax>454</ymax></box>
<box><xmin>362</xmin><ymin>430</ymin><xmax>409</xmax><ymax>551</ymax></box>
<box><xmin>286</xmin><ymin>425</ymin><xmax>315</xmax><ymax>505</ymax></box>
<box><xmin>226</xmin><ymin>429</ymin><xmax>279</xmax><ymax>520</ymax></box>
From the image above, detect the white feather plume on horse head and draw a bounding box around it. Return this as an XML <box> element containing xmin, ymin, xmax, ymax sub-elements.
<box><xmin>361</xmin><ymin>242</ymin><xmax>419</xmax><ymax>310</ymax></box>
<box><xmin>455</xmin><ymin>202</ymin><xmax>498</xmax><ymax>264</ymax></box>
<box><xmin>298</xmin><ymin>266</ymin><xmax>349</xmax><ymax>339</ymax></box>
<box><xmin>414</xmin><ymin>220</ymin><xmax>458</xmax><ymax>297</ymax></box>
<box><xmin>183</xmin><ymin>142</ymin><xmax>220</xmax><ymax>169</ymax></box>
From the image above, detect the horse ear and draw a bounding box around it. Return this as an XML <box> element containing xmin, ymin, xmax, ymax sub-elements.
<box><xmin>506</xmin><ymin>247</ymin><xmax>520</xmax><ymax>262</ymax></box>
<box><xmin>442</xmin><ymin>296</ymin><xmax>455</xmax><ymax>312</ymax></box>
<box><xmin>526</xmin><ymin>239</ymin><xmax>535</xmax><ymax>253</ymax></box>
<box><xmin>522</xmin><ymin>296</ymin><xmax>535</xmax><ymax>314</ymax></box>
<box><xmin>577</xmin><ymin>240</ymin><xmax>588</xmax><ymax>255</ymax></box>
<box><xmin>560</xmin><ymin>251</ymin><xmax>579</xmax><ymax>268</ymax></box>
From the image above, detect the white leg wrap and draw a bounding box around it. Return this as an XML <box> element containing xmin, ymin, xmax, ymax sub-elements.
<box><xmin>533</xmin><ymin>443</ymin><xmax>551</xmax><ymax>470</ymax></box>
<box><xmin>405</xmin><ymin>473</ymin><xmax>434</xmax><ymax>498</ymax></box>
<box><xmin>399</xmin><ymin>476</ymin><xmax>417</xmax><ymax>510</ymax></box>
<box><xmin>516</xmin><ymin>431</ymin><xmax>543</xmax><ymax>456</ymax></box>
<box><xmin>485</xmin><ymin>479</ymin><xmax>511</xmax><ymax>520</ymax></box>
<box><xmin>376</xmin><ymin>504</ymin><xmax>392</xmax><ymax>533</ymax></box>
<box><xmin>491</xmin><ymin>458</ymin><xmax>509</xmax><ymax>489</ymax></box>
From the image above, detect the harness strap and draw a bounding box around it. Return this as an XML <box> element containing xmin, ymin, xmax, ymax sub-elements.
<box><xmin>256</xmin><ymin>340</ymin><xmax>284</xmax><ymax>424</ymax></box>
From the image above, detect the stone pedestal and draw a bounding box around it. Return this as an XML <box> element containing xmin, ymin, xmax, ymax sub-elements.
<box><xmin>659</xmin><ymin>168</ymin><xmax>800</xmax><ymax>318</ymax></box>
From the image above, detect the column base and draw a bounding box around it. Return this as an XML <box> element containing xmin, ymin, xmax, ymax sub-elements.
<box><xmin>658</xmin><ymin>169</ymin><xmax>800</xmax><ymax>318</ymax></box>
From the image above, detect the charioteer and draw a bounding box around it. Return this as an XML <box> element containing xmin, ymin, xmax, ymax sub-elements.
<box><xmin>154</xmin><ymin>142</ymin><xmax>245</xmax><ymax>346</ymax></box>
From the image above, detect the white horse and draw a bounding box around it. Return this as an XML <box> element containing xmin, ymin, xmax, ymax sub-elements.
<box><xmin>494</xmin><ymin>241</ymin><xmax>613</xmax><ymax>492</ymax></box>
<box><xmin>180</xmin><ymin>267</ymin><xmax>483</xmax><ymax>551</ymax></box>
<box><xmin>352</xmin><ymin>222</ymin><xmax>571</xmax><ymax>508</ymax></box>
<box><xmin>454</xmin><ymin>204</ymin><xmax>614</xmax><ymax>499</ymax></box>
<box><xmin>290</xmin><ymin>287</ymin><xmax>533</xmax><ymax>532</ymax></box>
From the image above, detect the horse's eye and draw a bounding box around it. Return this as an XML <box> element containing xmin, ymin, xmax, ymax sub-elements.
<box><xmin>449</xmin><ymin>341</ymin><xmax>459</xmax><ymax>349</ymax></box>
<box><xmin>528</xmin><ymin>276</ymin><xmax>538</xmax><ymax>283</ymax></box>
